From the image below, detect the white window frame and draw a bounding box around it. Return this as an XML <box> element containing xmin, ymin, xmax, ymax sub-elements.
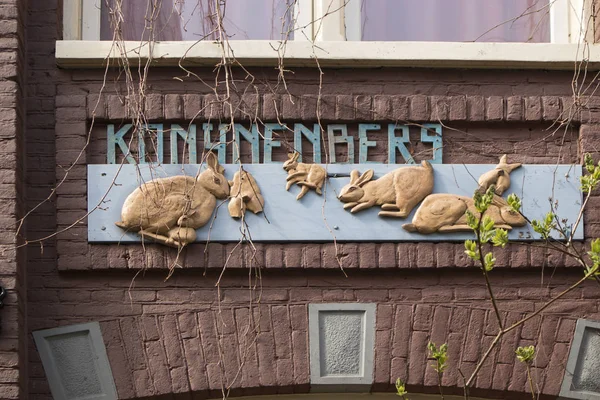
<box><xmin>57</xmin><ymin>0</ymin><xmax>600</xmax><ymax>69</ymax></box>
<box><xmin>64</xmin><ymin>0</ymin><xmax>587</xmax><ymax>43</ymax></box>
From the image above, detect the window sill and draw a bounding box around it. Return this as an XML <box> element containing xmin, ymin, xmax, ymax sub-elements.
<box><xmin>56</xmin><ymin>40</ymin><xmax>600</xmax><ymax>70</ymax></box>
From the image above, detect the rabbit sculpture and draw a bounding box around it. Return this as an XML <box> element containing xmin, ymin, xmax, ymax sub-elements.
<box><xmin>477</xmin><ymin>155</ymin><xmax>522</xmax><ymax>195</ymax></box>
<box><xmin>338</xmin><ymin>161</ymin><xmax>434</xmax><ymax>218</ymax></box>
<box><xmin>228</xmin><ymin>169</ymin><xmax>264</xmax><ymax>218</ymax></box>
<box><xmin>115</xmin><ymin>152</ymin><xmax>230</xmax><ymax>248</ymax></box>
<box><xmin>283</xmin><ymin>152</ymin><xmax>326</xmax><ymax>200</ymax></box>
<box><xmin>402</xmin><ymin>193</ymin><xmax>526</xmax><ymax>234</ymax></box>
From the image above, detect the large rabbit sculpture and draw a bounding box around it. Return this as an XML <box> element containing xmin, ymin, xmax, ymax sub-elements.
<box><xmin>403</xmin><ymin>154</ymin><xmax>525</xmax><ymax>234</ymax></box>
<box><xmin>402</xmin><ymin>193</ymin><xmax>526</xmax><ymax>234</ymax></box>
<box><xmin>338</xmin><ymin>161</ymin><xmax>434</xmax><ymax>218</ymax></box>
<box><xmin>283</xmin><ymin>152</ymin><xmax>326</xmax><ymax>200</ymax></box>
<box><xmin>115</xmin><ymin>152</ymin><xmax>230</xmax><ymax>248</ymax></box>
<box><xmin>228</xmin><ymin>169</ymin><xmax>264</xmax><ymax>218</ymax></box>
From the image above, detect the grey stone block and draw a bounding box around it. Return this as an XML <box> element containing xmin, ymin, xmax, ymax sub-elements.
<box><xmin>309</xmin><ymin>303</ymin><xmax>376</xmax><ymax>391</ymax></box>
<box><xmin>33</xmin><ymin>322</ymin><xmax>117</xmax><ymax>400</ymax></box>
<box><xmin>560</xmin><ymin>319</ymin><xmax>600</xmax><ymax>400</ymax></box>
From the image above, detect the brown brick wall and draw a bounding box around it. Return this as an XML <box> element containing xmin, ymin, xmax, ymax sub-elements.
<box><xmin>22</xmin><ymin>1</ymin><xmax>600</xmax><ymax>400</ymax></box>
<box><xmin>25</xmin><ymin>269</ymin><xmax>598</xmax><ymax>399</ymax></box>
<box><xmin>56</xmin><ymin>70</ymin><xmax>582</xmax><ymax>273</ymax></box>
<box><xmin>0</xmin><ymin>0</ymin><xmax>27</xmax><ymax>398</ymax></box>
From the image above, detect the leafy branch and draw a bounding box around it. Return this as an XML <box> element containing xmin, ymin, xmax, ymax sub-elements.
<box><xmin>458</xmin><ymin>154</ymin><xmax>600</xmax><ymax>398</ymax></box>
<box><xmin>428</xmin><ymin>342</ymin><xmax>448</xmax><ymax>400</ymax></box>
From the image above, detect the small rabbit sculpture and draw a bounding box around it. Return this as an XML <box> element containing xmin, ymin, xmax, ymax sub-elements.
<box><xmin>228</xmin><ymin>169</ymin><xmax>264</xmax><ymax>218</ymax></box>
<box><xmin>402</xmin><ymin>193</ymin><xmax>526</xmax><ymax>234</ymax></box>
<box><xmin>115</xmin><ymin>152</ymin><xmax>230</xmax><ymax>248</ymax></box>
<box><xmin>478</xmin><ymin>154</ymin><xmax>521</xmax><ymax>195</ymax></box>
<box><xmin>338</xmin><ymin>161</ymin><xmax>434</xmax><ymax>218</ymax></box>
<box><xmin>283</xmin><ymin>152</ymin><xmax>326</xmax><ymax>200</ymax></box>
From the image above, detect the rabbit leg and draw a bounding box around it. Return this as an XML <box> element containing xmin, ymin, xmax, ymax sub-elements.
<box><xmin>177</xmin><ymin>210</ymin><xmax>197</xmax><ymax>227</ymax></box>
<box><xmin>168</xmin><ymin>227</ymin><xmax>196</xmax><ymax>247</ymax></box>
<box><xmin>381</xmin><ymin>203</ymin><xmax>400</xmax><ymax>211</ymax></box>
<box><xmin>296</xmin><ymin>185</ymin><xmax>310</xmax><ymax>200</ymax></box>
<box><xmin>138</xmin><ymin>229</ymin><xmax>178</xmax><ymax>247</ymax></box>
<box><xmin>378</xmin><ymin>210</ymin><xmax>410</xmax><ymax>218</ymax></box>
<box><xmin>246</xmin><ymin>194</ymin><xmax>265</xmax><ymax>214</ymax></box>
<box><xmin>495</xmin><ymin>224</ymin><xmax>514</xmax><ymax>230</ymax></box>
<box><xmin>343</xmin><ymin>202</ymin><xmax>358</xmax><ymax>210</ymax></box>
<box><xmin>298</xmin><ymin>181</ymin><xmax>317</xmax><ymax>189</ymax></box>
<box><xmin>286</xmin><ymin>171</ymin><xmax>307</xmax><ymax>181</ymax></box>
<box><xmin>437</xmin><ymin>225</ymin><xmax>473</xmax><ymax>233</ymax></box>
<box><xmin>402</xmin><ymin>223</ymin><xmax>418</xmax><ymax>232</ymax></box>
<box><xmin>286</xmin><ymin>176</ymin><xmax>302</xmax><ymax>191</ymax></box>
<box><xmin>351</xmin><ymin>200</ymin><xmax>376</xmax><ymax>213</ymax></box>
<box><xmin>228</xmin><ymin>197</ymin><xmax>245</xmax><ymax>218</ymax></box>
<box><xmin>314</xmin><ymin>179</ymin><xmax>324</xmax><ymax>195</ymax></box>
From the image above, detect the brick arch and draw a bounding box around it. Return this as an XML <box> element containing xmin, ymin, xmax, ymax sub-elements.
<box><xmin>97</xmin><ymin>300</ymin><xmax>577</xmax><ymax>399</ymax></box>
<box><xmin>99</xmin><ymin>306</ymin><xmax>311</xmax><ymax>399</ymax></box>
<box><xmin>140</xmin><ymin>394</ymin><xmax>499</xmax><ymax>400</ymax></box>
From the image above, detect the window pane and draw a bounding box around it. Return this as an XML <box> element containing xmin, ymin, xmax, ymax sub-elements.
<box><xmin>101</xmin><ymin>0</ymin><xmax>295</xmax><ymax>41</ymax></box>
<box><xmin>359</xmin><ymin>0</ymin><xmax>550</xmax><ymax>42</ymax></box>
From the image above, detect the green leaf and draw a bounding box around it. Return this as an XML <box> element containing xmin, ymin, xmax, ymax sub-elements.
<box><xmin>483</xmin><ymin>252</ymin><xmax>496</xmax><ymax>272</ymax></box>
<box><xmin>482</xmin><ymin>215</ymin><xmax>495</xmax><ymax>232</ymax></box>
<box><xmin>427</xmin><ymin>342</ymin><xmax>449</xmax><ymax>373</ymax></box>
<box><xmin>591</xmin><ymin>238</ymin><xmax>600</xmax><ymax>255</ymax></box>
<box><xmin>516</xmin><ymin>345</ymin><xmax>535</xmax><ymax>364</ymax></box>
<box><xmin>581</xmin><ymin>153</ymin><xmax>600</xmax><ymax>193</ymax></box>
<box><xmin>585</xmin><ymin>153</ymin><xmax>595</xmax><ymax>174</ymax></box>
<box><xmin>465</xmin><ymin>210</ymin><xmax>478</xmax><ymax>230</ymax></box>
<box><xmin>507</xmin><ymin>193</ymin><xmax>521</xmax><ymax>213</ymax></box>
<box><xmin>474</xmin><ymin>185</ymin><xmax>496</xmax><ymax>214</ymax></box>
<box><xmin>491</xmin><ymin>228</ymin><xmax>509</xmax><ymax>248</ymax></box>
<box><xmin>464</xmin><ymin>240</ymin><xmax>480</xmax><ymax>261</ymax></box>
<box><xmin>532</xmin><ymin>211</ymin><xmax>555</xmax><ymax>239</ymax></box>
<box><xmin>395</xmin><ymin>378</ymin><xmax>408</xmax><ymax>396</ymax></box>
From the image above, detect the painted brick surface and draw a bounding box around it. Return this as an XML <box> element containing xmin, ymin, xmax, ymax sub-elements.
<box><xmin>20</xmin><ymin>0</ymin><xmax>600</xmax><ymax>399</ymax></box>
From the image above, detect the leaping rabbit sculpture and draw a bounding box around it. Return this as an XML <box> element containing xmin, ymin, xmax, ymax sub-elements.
<box><xmin>283</xmin><ymin>152</ymin><xmax>326</xmax><ymax>200</ymax></box>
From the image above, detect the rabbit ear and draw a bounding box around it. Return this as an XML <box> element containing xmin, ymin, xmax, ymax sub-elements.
<box><xmin>287</xmin><ymin>153</ymin><xmax>295</xmax><ymax>160</ymax></box>
<box><xmin>293</xmin><ymin>152</ymin><xmax>300</xmax><ymax>161</ymax></box>
<box><xmin>350</xmin><ymin>170</ymin><xmax>360</xmax><ymax>184</ymax></box>
<box><xmin>498</xmin><ymin>154</ymin><xmax>521</xmax><ymax>173</ymax></box>
<box><xmin>206</xmin><ymin>152</ymin><xmax>219</xmax><ymax>171</ymax></box>
<box><xmin>356</xmin><ymin>170</ymin><xmax>374</xmax><ymax>187</ymax></box>
<box><xmin>505</xmin><ymin>162</ymin><xmax>522</xmax><ymax>173</ymax></box>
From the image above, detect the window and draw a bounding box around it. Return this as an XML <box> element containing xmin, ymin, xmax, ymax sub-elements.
<box><xmin>58</xmin><ymin>0</ymin><xmax>594</xmax><ymax>68</ymax></box>
<box><xmin>99</xmin><ymin>0</ymin><xmax>296</xmax><ymax>41</ymax></box>
<box><xmin>349</xmin><ymin>0</ymin><xmax>551</xmax><ymax>42</ymax></box>
<box><xmin>65</xmin><ymin>0</ymin><xmax>586</xmax><ymax>43</ymax></box>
